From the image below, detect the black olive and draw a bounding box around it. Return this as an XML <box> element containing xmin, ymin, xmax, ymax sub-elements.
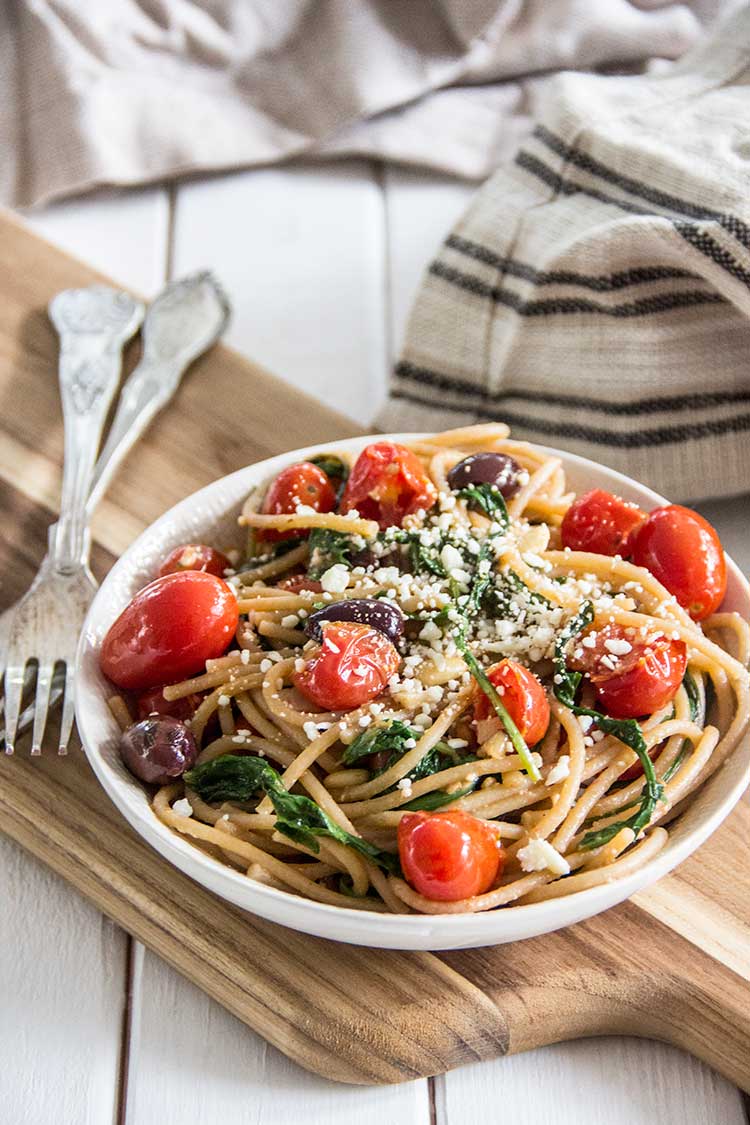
<box><xmin>305</xmin><ymin>598</ymin><xmax>404</xmax><ymax>643</ymax></box>
<box><xmin>447</xmin><ymin>452</ymin><xmax>523</xmax><ymax>498</ymax></box>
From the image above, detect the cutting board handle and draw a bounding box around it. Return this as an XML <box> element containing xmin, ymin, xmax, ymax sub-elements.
<box><xmin>443</xmin><ymin>900</ymin><xmax>746</xmax><ymax>1093</ymax></box>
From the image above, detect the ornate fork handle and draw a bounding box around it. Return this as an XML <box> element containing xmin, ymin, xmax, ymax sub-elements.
<box><xmin>49</xmin><ymin>286</ymin><xmax>144</xmax><ymax>573</ymax></box>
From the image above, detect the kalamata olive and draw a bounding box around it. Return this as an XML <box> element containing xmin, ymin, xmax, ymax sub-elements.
<box><xmin>120</xmin><ymin>716</ymin><xmax>197</xmax><ymax>785</ymax></box>
<box><xmin>447</xmin><ymin>452</ymin><xmax>523</xmax><ymax>498</ymax></box>
<box><xmin>305</xmin><ymin>598</ymin><xmax>404</xmax><ymax>643</ymax></box>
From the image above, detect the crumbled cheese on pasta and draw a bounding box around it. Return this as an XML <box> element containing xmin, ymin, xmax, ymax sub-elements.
<box><xmin>303</xmin><ymin>721</ymin><xmax>320</xmax><ymax>742</ymax></box>
<box><xmin>546</xmin><ymin>755</ymin><xmax>570</xmax><ymax>784</ymax></box>
<box><xmin>217</xmin><ymin>694</ymin><xmax>230</xmax><ymax>707</ymax></box>
<box><xmin>397</xmin><ymin>777</ymin><xmax>414</xmax><ymax>798</ymax></box>
<box><xmin>172</xmin><ymin>798</ymin><xmax>193</xmax><ymax>818</ymax></box>
<box><xmin>240</xmin><ymin>649</ymin><xmax>251</xmax><ymax>664</ymax></box>
<box><xmin>518</xmin><ymin>838</ymin><xmax>570</xmax><ymax>876</ymax></box>
<box><xmin>604</xmin><ymin>637</ymin><xmax>632</xmax><ymax>656</ymax></box>
<box><xmin>281</xmin><ymin>614</ymin><xmax>300</xmax><ymax>629</ymax></box>
<box><xmin>320</xmin><ymin>564</ymin><xmax>350</xmax><ymax>593</ymax></box>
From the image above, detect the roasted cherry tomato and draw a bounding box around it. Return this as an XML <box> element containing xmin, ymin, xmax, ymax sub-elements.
<box><xmin>561</xmin><ymin>489</ymin><xmax>646</xmax><ymax>557</ymax></box>
<box><xmin>630</xmin><ymin>504</ymin><xmax>726</xmax><ymax>621</ymax></box>
<box><xmin>398</xmin><ymin>810</ymin><xmax>504</xmax><ymax>901</ymax></box>
<box><xmin>474</xmin><ymin>659</ymin><xmax>550</xmax><ymax>746</ymax></box>
<box><xmin>100</xmin><ymin>571</ymin><xmax>239</xmax><ymax>691</ymax></box>
<box><xmin>258</xmin><ymin>462</ymin><xmax>337</xmax><ymax>542</ymax></box>
<box><xmin>135</xmin><ymin>686</ymin><xmax>203</xmax><ymax>722</ymax></box>
<box><xmin>276</xmin><ymin>573</ymin><xmax>323</xmax><ymax>594</ymax></box>
<box><xmin>568</xmin><ymin>623</ymin><xmax>687</xmax><ymax>720</ymax></box>
<box><xmin>293</xmin><ymin>620</ymin><xmax>400</xmax><ymax>711</ymax></box>
<box><xmin>159</xmin><ymin>543</ymin><xmax>231</xmax><ymax>578</ymax></box>
<box><xmin>340</xmin><ymin>441</ymin><xmax>437</xmax><ymax>528</ymax></box>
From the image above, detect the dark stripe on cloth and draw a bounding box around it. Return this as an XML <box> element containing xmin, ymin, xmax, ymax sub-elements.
<box><xmin>391</xmin><ymin>388</ymin><xmax>750</xmax><ymax>449</ymax></box>
<box><xmin>429</xmin><ymin>260</ymin><xmax>724</xmax><ymax>317</ymax></box>
<box><xmin>394</xmin><ymin>360</ymin><xmax>750</xmax><ymax>416</ymax></box>
<box><xmin>445</xmin><ymin>234</ymin><xmax>697</xmax><ymax>291</ymax></box>
<box><xmin>675</xmin><ymin>223</ymin><xmax>750</xmax><ymax>291</ymax></box>
<box><xmin>533</xmin><ymin>125</ymin><xmax>750</xmax><ymax>251</ymax></box>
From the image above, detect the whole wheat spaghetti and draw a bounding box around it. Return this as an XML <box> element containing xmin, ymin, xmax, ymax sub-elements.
<box><xmin>102</xmin><ymin>427</ymin><xmax>750</xmax><ymax>915</ymax></box>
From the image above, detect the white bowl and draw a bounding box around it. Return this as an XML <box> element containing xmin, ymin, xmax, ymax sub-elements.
<box><xmin>76</xmin><ymin>435</ymin><xmax>750</xmax><ymax>950</ymax></box>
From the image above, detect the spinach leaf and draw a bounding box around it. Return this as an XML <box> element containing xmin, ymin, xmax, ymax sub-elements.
<box><xmin>341</xmin><ymin>720</ymin><xmax>415</xmax><ymax>767</ymax></box>
<box><xmin>551</xmin><ymin>604</ymin><xmax>665</xmax><ymax>849</ymax></box>
<box><xmin>661</xmin><ymin>670</ymin><xmax>702</xmax><ymax>784</ymax></box>
<box><xmin>401</xmin><ymin>784</ymin><xmax>476</xmax><ymax>811</ymax></box>
<box><xmin>307</xmin><ymin>528</ymin><xmax>358</xmax><ymax>579</ymax></box>
<box><xmin>457</xmin><ymin>483</ymin><xmax>509</xmax><ymax>527</ymax></box>
<box><xmin>185</xmin><ymin>755</ymin><xmax>400</xmax><ymax>873</ymax></box>
<box><xmin>310</xmin><ymin>454</ymin><xmax>349</xmax><ymax>501</ymax></box>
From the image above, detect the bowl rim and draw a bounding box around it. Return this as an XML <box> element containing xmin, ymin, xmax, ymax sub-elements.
<box><xmin>76</xmin><ymin>433</ymin><xmax>750</xmax><ymax>948</ymax></box>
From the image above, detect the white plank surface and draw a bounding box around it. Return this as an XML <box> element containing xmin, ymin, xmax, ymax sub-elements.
<box><xmin>5</xmin><ymin>164</ymin><xmax>748</xmax><ymax>1125</ymax></box>
<box><xmin>170</xmin><ymin>163</ymin><xmax>388</xmax><ymax>426</ymax></box>
<box><xmin>125</xmin><ymin>944</ymin><xmax>430</xmax><ymax>1125</ymax></box>
<box><xmin>436</xmin><ymin>1040</ymin><xmax>747</xmax><ymax>1125</ymax></box>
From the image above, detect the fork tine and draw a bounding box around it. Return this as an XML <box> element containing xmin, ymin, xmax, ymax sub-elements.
<box><xmin>58</xmin><ymin>665</ymin><xmax>76</xmax><ymax>756</ymax></box>
<box><xmin>30</xmin><ymin>662</ymin><xmax>55</xmax><ymax>755</ymax></box>
<box><xmin>3</xmin><ymin>663</ymin><xmax>27</xmax><ymax>755</ymax></box>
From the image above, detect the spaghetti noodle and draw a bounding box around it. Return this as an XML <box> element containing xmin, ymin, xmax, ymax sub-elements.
<box><xmin>102</xmin><ymin>427</ymin><xmax>750</xmax><ymax>915</ymax></box>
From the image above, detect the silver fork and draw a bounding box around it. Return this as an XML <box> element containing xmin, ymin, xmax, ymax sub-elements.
<box><xmin>3</xmin><ymin>287</ymin><xmax>144</xmax><ymax>755</ymax></box>
<box><xmin>2</xmin><ymin>272</ymin><xmax>231</xmax><ymax>754</ymax></box>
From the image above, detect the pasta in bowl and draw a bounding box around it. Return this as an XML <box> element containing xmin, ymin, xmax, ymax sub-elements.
<box><xmin>77</xmin><ymin>427</ymin><xmax>750</xmax><ymax>949</ymax></box>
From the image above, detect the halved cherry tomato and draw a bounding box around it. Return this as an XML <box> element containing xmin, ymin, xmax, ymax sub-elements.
<box><xmin>136</xmin><ymin>686</ymin><xmax>203</xmax><ymax>722</ymax></box>
<box><xmin>630</xmin><ymin>504</ymin><xmax>726</xmax><ymax>621</ymax></box>
<box><xmin>100</xmin><ymin>571</ymin><xmax>239</xmax><ymax>691</ymax></box>
<box><xmin>293</xmin><ymin>620</ymin><xmax>400</xmax><ymax>711</ymax></box>
<box><xmin>340</xmin><ymin>442</ymin><xmax>437</xmax><ymax>528</ymax></box>
<box><xmin>159</xmin><ymin>543</ymin><xmax>230</xmax><ymax>578</ymax></box>
<box><xmin>258</xmin><ymin>462</ymin><xmax>337</xmax><ymax>542</ymax></box>
<box><xmin>561</xmin><ymin>489</ymin><xmax>646</xmax><ymax>557</ymax></box>
<box><xmin>276</xmin><ymin>573</ymin><xmax>323</xmax><ymax>594</ymax></box>
<box><xmin>398</xmin><ymin>810</ymin><xmax>504</xmax><ymax>901</ymax></box>
<box><xmin>568</xmin><ymin>623</ymin><xmax>687</xmax><ymax>720</ymax></box>
<box><xmin>474</xmin><ymin>659</ymin><xmax>550</xmax><ymax>746</ymax></box>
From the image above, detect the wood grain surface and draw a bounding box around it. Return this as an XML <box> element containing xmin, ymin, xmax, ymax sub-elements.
<box><xmin>0</xmin><ymin>209</ymin><xmax>748</xmax><ymax>1089</ymax></box>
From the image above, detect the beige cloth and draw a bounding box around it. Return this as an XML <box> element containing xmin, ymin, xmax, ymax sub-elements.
<box><xmin>0</xmin><ymin>0</ymin><xmax>737</xmax><ymax>208</ymax></box>
<box><xmin>380</xmin><ymin>6</ymin><xmax>750</xmax><ymax>502</ymax></box>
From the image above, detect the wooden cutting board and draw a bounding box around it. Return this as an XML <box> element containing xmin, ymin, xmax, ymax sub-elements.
<box><xmin>0</xmin><ymin>209</ymin><xmax>748</xmax><ymax>1089</ymax></box>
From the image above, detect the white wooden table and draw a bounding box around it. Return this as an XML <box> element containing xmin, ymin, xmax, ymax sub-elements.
<box><xmin>3</xmin><ymin>161</ymin><xmax>749</xmax><ymax>1125</ymax></box>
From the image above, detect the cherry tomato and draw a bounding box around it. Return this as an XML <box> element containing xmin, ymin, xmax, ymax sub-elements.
<box><xmin>340</xmin><ymin>442</ymin><xmax>437</xmax><ymax>528</ymax></box>
<box><xmin>258</xmin><ymin>462</ymin><xmax>337</xmax><ymax>542</ymax></box>
<box><xmin>159</xmin><ymin>543</ymin><xmax>230</xmax><ymax>578</ymax></box>
<box><xmin>561</xmin><ymin>489</ymin><xmax>646</xmax><ymax>557</ymax></box>
<box><xmin>293</xmin><ymin>620</ymin><xmax>400</xmax><ymax>711</ymax></box>
<box><xmin>276</xmin><ymin>573</ymin><xmax>323</xmax><ymax>594</ymax></box>
<box><xmin>136</xmin><ymin>686</ymin><xmax>203</xmax><ymax>722</ymax></box>
<box><xmin>474</xmin><ymin>659</ymin><xmax>550</xmax><ymax>746</ymax></box>
<box><xmin>568</xmin><ymin>623</ymin><xmax>687</xmax><ymax>720</ymax></box>
<box><xmin>398</xmin><ymin>810</ymin><xmax>504</xmax><ymax>901</ymax></box>
<box><xmin>100</xmin><ymin>571</ymin><xmax>239</xmax><ymax>691</ymax></box>
<box><xmin>630</xmin><ymin>504</ymin><xmax>726</xmax><ymax>621</ymax></box>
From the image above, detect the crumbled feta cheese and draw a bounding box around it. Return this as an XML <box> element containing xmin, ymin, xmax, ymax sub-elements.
<box><xmin>303</xmin><ymin>721</ymin><xmax>320</xmax><ymax>741</ymax></box>
<box><xmin>281</xmin><ymin>614</ymin><xmax>300</xmax><ymax>629</ymax></box>
<box><xmin>320</xmin><ymin>564</ymin><xmax>350</xmax><ymax>593</ymax></box>
<box><xmin>240</xmin><ymin>649</ymin><xmax>251</xmax><ymax>665</ymax></box>
<box><xmin>419</xmin><ymin>619</ymin><xmax>442</xmax><ymax>642</ymax></box>
<box><xmin>358</xmin><ymin>715</ymin><xmax>372</xmax><ymax>727</ymax></box>
<box><xmin>217</xmin><ymin>694</ymin><xmax>230</xmax><ymax>707</ymax></box>
<box><xmin>397</xmin><ymin>777</ymin><xmax>414</xmax><ymax>798</ymax></box>
<box><xmin>373</xmin><ymin>566</ymin><xmax>400</xmax><ymax>584</ymax></box>
<box><xmin>546</xmin><ymin>755</ymin><xmax>570</xmax><ymax>784</ymax></box>
<box><xmin>294</xmin><ymin>658</ymin><xmax>305</xmax><ymax>672</ymax></box>
<box><xmin>604</xmin><ymin>637</ymin><xmax>632</xmax><ymax>656</ymax></box>
<box><xmin>440</xmin><ymin>544</ymin><xmax>465</xmax><ymax>573</ymax></box>
<box><xmin>260</xmin><ymin>658</ymin><xmax>272</xmax><ymax>673</ymax></box>
<box><xmin>172</xmin><ymin>798</ymin><xmax>193</xmax><ymax>818</ymax></box>
<box><xmin>518</xmin><ymin>838</ymin><xmax>570</xmax><ymax>876</ymax></box>
<box><xmin>447</xmin><ymin>737</ymin><xmax>468</xmax><ymax>749</ymax></box>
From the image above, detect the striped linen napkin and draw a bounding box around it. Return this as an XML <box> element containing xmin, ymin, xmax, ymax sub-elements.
<box><xmin>380</xmin><ymin>7</ymin><xmax>750</xmax><ymax>503</ymax></box>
